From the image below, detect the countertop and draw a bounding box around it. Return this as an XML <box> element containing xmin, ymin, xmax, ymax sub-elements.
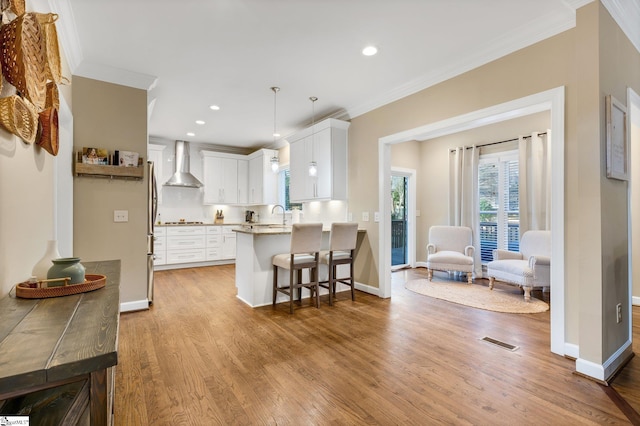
<box><xmin>234</xmin><ymin>224</ymin><xmax>366</xmax><ymax>235</ymax></box>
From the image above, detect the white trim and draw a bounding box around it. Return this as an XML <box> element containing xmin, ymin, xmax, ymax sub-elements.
<box><xmin>564</xmin><ymin>343</ymin><xmax>580</xmax><ymax>359</ymax></box>
<box><xmin>379</xmin><ymin>86</ymin><xmax>566</xmax><ymax>355</ymax></box>
<box><xmin>633</xmin><ymin>296</ymin><xmax>640</xmax><ymax>306</ymax></box>
<box><xmin>355</xmin><ymin>281</ymin><xmax>379</xmax><ymax>296</ymax></box>
<box><xmin>602</xmin><ymin>0</ymin><xmax>640</xmax><ymax>55</ymax></box>
<box><xmin>120</xmin><ymin>299</ymin><xmax>149</xmax><ymax>313</ymax></box>
<box><xmin>576</xmin><ymin>339</ymin><xmax>633</xmax><ymax>382</ymax></box>
<box><xmin>74</xmin><ymin>62</ymin><xmax>158</xmax><ymax>91</ymax></box>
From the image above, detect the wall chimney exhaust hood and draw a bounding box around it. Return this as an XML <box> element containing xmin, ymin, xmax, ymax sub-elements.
<box><xmin>164</xmin><ymin>141</ymin><xmax>203</xmax><ymax>188</ymax></box>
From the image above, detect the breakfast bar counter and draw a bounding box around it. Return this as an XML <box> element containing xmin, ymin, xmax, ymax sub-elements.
<box><xmin>234</xmin><ymin>225</ymin><xmax>364</xmax><ymax>307</ymax></box>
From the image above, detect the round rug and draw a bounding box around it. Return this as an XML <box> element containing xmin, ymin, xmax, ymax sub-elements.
<box><xmin>405</xmin><ymin>278</ymin><xmax>549</xmax><ymax>314</ymax></box>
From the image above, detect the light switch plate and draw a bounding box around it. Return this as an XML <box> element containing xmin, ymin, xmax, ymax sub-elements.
<box><xmin>416</xmin><ymin>210</ymin><xmax>421</xmax><ymax>217</ymax></box>
<box><xmin>114</xmin><ymin>210</ymin><xmax>129</xmax><ymax>222</ymax></box>
<box><xmin>362</xmin><ymin>212</ymin><xmax>369</xmax><ymax>222</ymax></box>
<box><xmin>348</xmin><ymin>212</ymin><xmax>353</xmax><ymax>222</ymax></box>
<box><xmin>374</xmin><ymin>212</ymin><xmax>380</xmax><ymax>222</ymax></box>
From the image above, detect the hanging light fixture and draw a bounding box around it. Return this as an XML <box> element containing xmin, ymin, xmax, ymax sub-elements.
<box><xmin>308</xmin><ymin>96</ymin><xmax>318</xmax><ymax>177</ymax></box>
<box><xmin>270</xmin><ymin>86</ymin><xmax>280</xmax><ymax>173</ymax></box>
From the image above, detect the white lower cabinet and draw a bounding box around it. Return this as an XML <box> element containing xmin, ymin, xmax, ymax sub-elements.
<box><xmin>156</xmin><ymin>225</ymin><xmax>237</xmax><ymax>268</ymax></box>
<box><xmin>166</xmin><ymin>226</ymin><xmax>206</xmax><ymax>265</ymax></box>
<box><xmin>153</xmin><ymin>226</ymin><xmax>166</xmax><ymax>265</ymax></box>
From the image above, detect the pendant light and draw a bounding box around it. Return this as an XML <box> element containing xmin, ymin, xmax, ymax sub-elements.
<box><xmin>308</xmin><ymin>96</ymin><xmax>318</xmax><ymax>177</ymax></box>
<box><xmin>270</xmin><ymin>87</ymin><xmax>280</xmax><ymax>173</ymax></box>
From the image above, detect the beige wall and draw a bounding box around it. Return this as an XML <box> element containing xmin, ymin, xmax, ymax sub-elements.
<box><xmin>348</xmin><ymin>1</ymin><xmax>640</xmax><ymax>366</ymax></box>
<box><xmin>72</xmin><ymin>77</ymin><xmax>148</xmax><ymax>305</ymax></box>
<box><xmin>0</xmin><ymin>127</ymin><xmax>56</xmax><ymax>295</ymax></box>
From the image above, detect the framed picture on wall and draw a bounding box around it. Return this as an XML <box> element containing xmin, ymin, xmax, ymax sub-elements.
<box><xmin>606</xmin><ymin>94</ymin><xmax>628</xmax><ymax>181</ymax></box>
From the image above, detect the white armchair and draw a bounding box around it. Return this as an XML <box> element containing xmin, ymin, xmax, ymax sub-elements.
<box><xmin>426</xmin><ymin>226</ymin><xmax>475</xmax><ymax>284</ymax></box>
<box><xmin>486</xmin><ymin>230</ymin><xmax>551</xmax><ymax>302</ymax></box>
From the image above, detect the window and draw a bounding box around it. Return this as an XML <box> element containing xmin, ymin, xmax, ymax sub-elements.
<box><xmin>478</xmin><ymin>151</ymin><xmax>519</xmax><ymax>263</ymax></box>
<box><xmin>278</xmin><ymin>167</ymin><xmax>302</xmax><ymax>211</ymax></box>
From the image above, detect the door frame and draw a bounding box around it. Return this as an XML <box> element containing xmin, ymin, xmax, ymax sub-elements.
<box><xmin>378</xmin><ymin>86</ymin><xmax>566</xmax><ymax>356</ymax></box>
<box><xmin>390</xmin><ymin>167</ymin><xmax>416</xmax><ymax>271</ymax></box>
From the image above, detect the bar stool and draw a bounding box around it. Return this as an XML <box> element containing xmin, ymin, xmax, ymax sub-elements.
<box><xmin>319</xmin><ymin>222</ymin><xmax>358</xmax><ymax>305</ymax></box>
<box><xmin>272</xmin><ymin>223</ymin><xmax>323</xmax><ymax>314</ymax></box>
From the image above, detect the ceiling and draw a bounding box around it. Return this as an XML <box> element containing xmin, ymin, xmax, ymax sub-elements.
<box><xmin>49</xmin><ymin>0</ymin><xmax>610</xmax><ymax>150</ymax></box>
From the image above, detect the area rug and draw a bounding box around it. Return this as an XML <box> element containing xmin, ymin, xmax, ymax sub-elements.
<box><xmin>405</xmin><ymin>278</ymin><xmax>549</xmax><ymax>314</ymax></box>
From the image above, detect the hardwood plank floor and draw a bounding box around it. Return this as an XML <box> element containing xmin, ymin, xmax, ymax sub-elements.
<box><xmin>115</xmin><ymin>265</ymin><xmax>633</xmax><ymax>425</ymax></box>
<box><xmin>610</xmin><ymin>305</ymin><xmax>640</xmax><ymax>420</ymax></box>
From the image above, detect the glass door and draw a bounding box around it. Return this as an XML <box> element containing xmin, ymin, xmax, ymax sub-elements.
<box><xmin>391</xmin><ymin>175</ymin><xmax>408</xmax><ymax>269</ymax></box>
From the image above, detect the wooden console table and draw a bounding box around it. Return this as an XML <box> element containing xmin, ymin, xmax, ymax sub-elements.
<box><xmin>0</xmin><ymin>260</ymin><xmax>120</xmax><ymax>425</ymax></box>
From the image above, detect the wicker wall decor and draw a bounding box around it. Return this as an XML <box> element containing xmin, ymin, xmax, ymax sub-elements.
<box><xmin>0</xmin><ymin>0</ymin><xmax>25</xmax><ymax>17</ymax></box>
<box><xmin>0</xmin><ymin>12</ymin><xmax>48</xmax><ymax>110</ymax></box>
<box><xmin>0</xmin><ymin>94</ymin><xmax>38</xmax><ymax>143</ymax></box>
<box><xmin>36</xmin><ymin>106</ymin><xmax>58</xmax><ymax>155</ymax></box>
<box><xmin>35</xmin><ymin>13</ymin><xmax>61</xmax><ymax>84</ymax></box>
<box><xmin>45</xmin><ymin>80</ymin><xmax>58</xmax><ymax>110</ymax></box>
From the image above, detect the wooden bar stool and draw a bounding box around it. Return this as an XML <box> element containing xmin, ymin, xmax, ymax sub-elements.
<box><xmin>272</xmin><ymin>223</ymin><xmax>323</xmax><ymax>314</ymax></box>
<box><xmin>319</xmin><ymin>222</ymin><xmax>358</xmax><ymax>305</ymax></box>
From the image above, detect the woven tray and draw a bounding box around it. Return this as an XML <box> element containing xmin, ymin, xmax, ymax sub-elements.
<box><xmin>16</xmin><ymin>274</ymin><xmax>106</xmax><ymax>299</ymax></box>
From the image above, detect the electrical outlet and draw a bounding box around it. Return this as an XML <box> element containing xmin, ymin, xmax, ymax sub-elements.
<box><xmin>362</xmin><ymin>212</ymin><xmax>369</xmax><ymax>222</ymax></box>
<box><xmin>616</xmin><ymin>303</ymin><xmax>622</xmax><ymax>324</ymax></box>
<box><xmin>114</xmin><ymin>210</ymin><xmax>129</xmax><ymax>222</ymax></box>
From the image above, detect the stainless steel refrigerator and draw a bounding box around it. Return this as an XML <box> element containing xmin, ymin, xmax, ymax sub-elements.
<box><xmin>147</xmin><ymin>160</ymin><xmax>158</xmax><ymax>305</ymax></box>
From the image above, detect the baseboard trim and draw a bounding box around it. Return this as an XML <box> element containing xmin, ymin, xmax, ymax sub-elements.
<box><xmin>355</xmin><ymin>281</ymin><xmax>381</xmax><ymax>296</ymax></box>
<box><xmin>415</xmin><ymin>261</ymin><xmax>427</xmax><ymax>269</ymax></box>
<box><xmin>633</xmin><ymin>295</ymin><xmax>640</xmax><ymax>306</ymax></box>
<box><xmin>564</xmin><ymin>343</ymin><xmax>579</xmax><ymax>359</ymax></box>
<box><xmin>120</xmin><ymin>299</ymin><xmax>149</xmax><ymax>313</ymax></box>
<box><xmin>575</xmin><ymin>339</ymin><xmax>633</xmax><ymax>383</ymax></box>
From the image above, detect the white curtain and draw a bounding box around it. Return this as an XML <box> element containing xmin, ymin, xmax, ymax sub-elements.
<box><xmin>449</xmin><ymin>146</ymin><xmax>482</xmax><ymax>278</ymax></box>
<box><xmin>519</xmin><ymin>130</ymin><xmax>551</xmax><ymax>235</ymax></box>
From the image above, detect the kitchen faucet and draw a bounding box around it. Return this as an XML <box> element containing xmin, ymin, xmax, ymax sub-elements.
<box><xmin>271</xmin><ymin>204</ymin><xmax>286</xmax><ymax>225</ymax></box>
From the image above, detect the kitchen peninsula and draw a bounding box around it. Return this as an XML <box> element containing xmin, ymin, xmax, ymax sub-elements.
<box><xmin>234</xmin><ymin>225</ymin><xmax>364</xmax><ymax>307</ymax></box>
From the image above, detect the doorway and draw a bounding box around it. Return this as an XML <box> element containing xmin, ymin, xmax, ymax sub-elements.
<box><xmin>391</xmin><ymin>169</ymin><xmax>416</xmax><ymax>271</ymax></box>
<box><xmin>378</xmin><ymin>87</ymin><xmax>565</xmax><ymax>355</ymax></box>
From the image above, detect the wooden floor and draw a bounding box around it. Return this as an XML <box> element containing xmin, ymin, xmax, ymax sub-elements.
<box><xmin>610</xmin><ymin>305</ymin><xmax>640</xmax><ymax>419</ymax></box>
<box><xmin>115</xmin><ymin>265</ymin><xmax>636</xmax><ymax>425</ymax></box>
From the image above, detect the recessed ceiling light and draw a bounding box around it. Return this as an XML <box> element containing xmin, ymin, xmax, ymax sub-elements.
<box><xmin>195</xmin><ymin>120</ymin><xmax>205</xmax><ymax>125</ymax></box>
<box><xmin>209</xmin><ymin>105</ymin><xmax>220</xmax><ymax>111</ymax></box>
<box><xmin>362</xmin><ymin>46</ymin><xmax>378</xmax><ymax>56</ymax></box>
<box><xmin>186</xmin><ymin>132</ymin><xmax>195</xmax><ymax>137</ymax></box>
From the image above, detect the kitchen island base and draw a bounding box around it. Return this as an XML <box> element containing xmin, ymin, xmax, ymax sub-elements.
<box><xmin>235</xmin><ymin>228</ymin><xmax>357</xmax><ymax>307</ymax></box>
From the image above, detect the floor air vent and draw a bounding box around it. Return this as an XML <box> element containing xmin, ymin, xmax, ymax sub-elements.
<box><xmin>481</xmin><ymin>336</ymin><xmax>519</xmax><ymax>352</ymax></box>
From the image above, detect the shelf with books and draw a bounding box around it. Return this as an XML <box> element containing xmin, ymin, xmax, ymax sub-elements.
<box><xmin>74</xmin><ymin>160</ymin><xmax>144</xmax><ymax>180</ymax></box>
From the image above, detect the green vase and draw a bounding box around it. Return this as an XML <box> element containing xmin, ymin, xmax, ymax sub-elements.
<box><xmin>47</xmin><ymin>257</ymin><xmax>86</xmax><ymax>284</ymax></box>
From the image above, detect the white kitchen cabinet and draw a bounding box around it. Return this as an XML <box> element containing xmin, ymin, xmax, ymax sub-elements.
<box><xmin>166</xmin><ymin>226</ymin><xmax>206</xmax><ymax>264</ymax></box>
<box><xmin>201</xmin><ymin>151</ymin><xmax>243</xmax><ymax>205</ymax></box>
<box><xmin>153</xmin><ymin>226</ymin><xmax>166</xmax><ymax>265</ymax></box>
<box><xmin>206</xmin><ymin>226</ymin><xmax>222</xmax><ymax>261</ymax></box>
<box><xmin>247</xmin><ymin>149</ymin><xmax>278</xmax><ymax>205</ymax></box>
<box><xmin>237</xmin><ymin>159</ymin><xmax>249</xmax><ymax>205</ymax></box>
<box><xmin>288</xmin><ymin>118</ymin><xmax>349</xmax><ymax>202</ymax></box>
<box><xmin>221</xmin><ymin>226</ymin><xmax>236</xmax><ymax>259</ymax></box>
<box><xmin>148</xmin><ymin>143</ymin><xmax>166</xmax><ymax>204</ymax></box>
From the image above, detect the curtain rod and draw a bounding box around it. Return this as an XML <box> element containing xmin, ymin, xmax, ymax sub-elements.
<box><xmin>448</xmin><ymin>132</ymin><xmax>547</xmax><ymax>153</ymax></box>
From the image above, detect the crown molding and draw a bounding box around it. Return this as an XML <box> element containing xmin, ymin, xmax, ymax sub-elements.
<box><xmin>347</xmin><ymin>8</ymin><xmax>577</xmax><ymax>119</ymax></box>
<box><xmin>28</xmin><ymin>0</ymin><xmax>84</xmax><ymax>73</ymax></box>
<box><xmin>74</xmin><ymin>62</ymin><xmax>158</xmax><ymax>91</ymax></box>
<box><xmin>601</xmin><ymin>0</ymin><xmax>640</xmax><ymax>54</ymax></box>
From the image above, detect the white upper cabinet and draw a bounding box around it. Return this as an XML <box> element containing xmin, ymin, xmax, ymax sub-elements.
<box><xmin>201</xmin><ymin>151</ymin><xmax>243</xmax><ymax>205</ymax></box>
<box><xmin>148</xmin><ymin>144</ymin><xmax>166</xmax><ymax>204</ymax></box>
<box><xmin>247</xmin><ymin>149</ymin><xmax>278</xmax><ymax>205</ymax></box>
<box><xmin>288</xmin><ymin>118</ymin><xmax>349</xmax><ymax>202</ymax></box>
<box><xmin>237</xmin><ymin>159</ymin><xmax>249</xmax><ymax>205</ymax></box>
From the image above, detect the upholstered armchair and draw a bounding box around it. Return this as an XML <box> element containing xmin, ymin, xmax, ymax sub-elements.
<box><xmin>426</xmin><ymin>225</ymin><xmax>475</xmax><ymax>284</ymax></box>
<box><xmin>486</xmin><ymin>230</ymin><xmax>551</xmax><ymax>302</ymax></box>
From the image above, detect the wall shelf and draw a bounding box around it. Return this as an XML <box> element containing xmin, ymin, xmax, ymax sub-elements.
<box><xmin>75</xmin><ymin>162</ymin><xmax>145</xmax><ymax>180</ymax></box>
